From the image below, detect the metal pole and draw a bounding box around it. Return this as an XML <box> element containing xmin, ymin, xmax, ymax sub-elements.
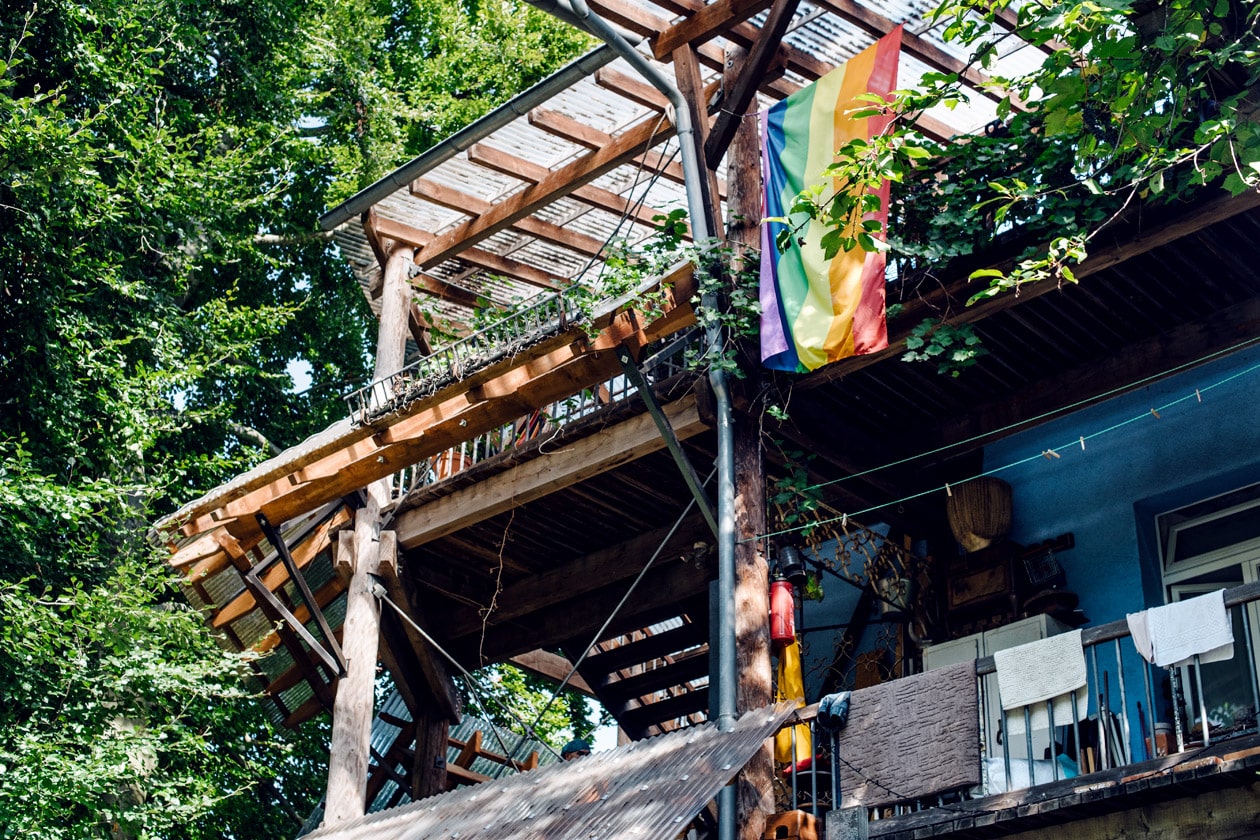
<box><xmin>519</xmin><ymin>5</ymin><xmax>738</xmax><ymax>838</ymax></box>
<box><xmin>1115</xmin><ymin>639</ymin><xmax>1132</xmax><ymax>764</ymax></box>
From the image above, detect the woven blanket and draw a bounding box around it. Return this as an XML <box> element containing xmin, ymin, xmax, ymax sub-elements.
<box><xmin>1128</xmin><ymin>589</ymin><xmax>1234</xmax><ymax>668</ymax></box>
<box><xmin>994</xmin><ymin>630</ymin><xmax>1087</xmax><ymax>737</ymax></box>
<box><xmin>837</xmin><ymin>660</ymin><xmax>979</xmax><ymax>808</ymax></box>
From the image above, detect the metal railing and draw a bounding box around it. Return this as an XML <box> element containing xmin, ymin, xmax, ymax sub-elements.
<box><xmin>768</xmin><ymin>580</ymin><xmax>1260</xmax><ymax>821</ymax></box>
<box><xmin>384</xmin><ymin>328</ymin><xmax>703</xmax><ymax>500</ymax></box>
<box><xmin>345</xmin><ymin>291</ymin><xmax>584</xmax><ymax>426</ymax></box>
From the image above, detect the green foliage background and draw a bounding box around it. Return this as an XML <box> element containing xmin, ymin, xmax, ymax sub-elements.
<box><xmin>0</xmin><ymin>0</ymin><xmax>589</xmax><ymax>837</ymax></box>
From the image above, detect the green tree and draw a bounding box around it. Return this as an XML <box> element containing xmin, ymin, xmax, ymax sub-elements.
<box><xmin>0</xmin><ymin>0</ymin><xmax>589</xmax><ymax>836</ymax></box>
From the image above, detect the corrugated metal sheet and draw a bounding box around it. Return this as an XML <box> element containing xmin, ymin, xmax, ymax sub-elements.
<box><xmin>302</xmin><ymin>702</ymin><xmax>795</xmax><ymax>840</ymax></box>
<box><xmin>325</xmin><ymin>0</ymin><xmax>1023</xmax><ymax>326</ymax></box>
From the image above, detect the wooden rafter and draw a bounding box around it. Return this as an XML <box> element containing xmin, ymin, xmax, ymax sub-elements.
<box><xmin>414</xmin><ymin>111</ymin><xmax>686</xmax><ymax>269</ymax></box>
<box><xmin>704</xmin><ymin>0</ymin><xmax>803</xmax><ymax>166</ymax></box>
<box><xmin>651</xmin><ymin>0</ymin><xmax>774</xmax><ymax>59</ymax></box>
<box><xmin>802</xmin><ymin>189</ymin><xmax>1260</xmax><ymax>390</ymax></box>
<box><xmin>369</xmin><ymin>212</ymin><xmax>564</xmax><ymax>291</ymax></box>
<box><xmin>392</xmin><ymin>394</ymin><xmax>708</xmax><ymax>549</ymax></box>
<box><xmin>469</xmin><ymin>142</ymin><xmax>680</xmax><ymax>235</ymax></box>
<box><xmin>410</xmin><ymin>178</ymin><xmax>608</xmax><ymax>258</ymax></box>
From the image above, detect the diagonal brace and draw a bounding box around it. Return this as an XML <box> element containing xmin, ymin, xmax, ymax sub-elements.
<box><xmin>255</xmin><ymin>512</ymin><xmax>348</xmax><ymax>677</ymax></box>
<box><xmin>616</xmin><ymin>344</ymin><xmax>718</xmax><ymax>537</ymax></box>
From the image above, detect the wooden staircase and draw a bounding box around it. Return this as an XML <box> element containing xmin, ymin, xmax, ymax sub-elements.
<box><xmin>566</xmin><ymin>596</ymin><xmax>712</xmax><ymax>740</ymax></box>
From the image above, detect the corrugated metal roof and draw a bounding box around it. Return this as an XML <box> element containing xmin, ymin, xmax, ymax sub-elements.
<box><xmin>301</xmin><ymin>702</ymin><xmax>795</xmax><ymax>840</ymax></box>
<box><xmin>326</xmin><ymin>0</ymin><xmax>1030</xmax><ymax>330</ymax></box>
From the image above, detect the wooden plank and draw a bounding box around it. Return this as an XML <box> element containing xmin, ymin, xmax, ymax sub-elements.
<box><xmin>410</xmin><ymin>178</ymin><xmax>608</xmax><ymax>258</ymax></box>
<box><xmin>392</xmin><ymin>394</ymin><xmax>709</xmax><ymax>548</ymax></box>
<box><xmin>413</xmin><ymin>111</ymin><xmax>680</xmax><ymax>269</ymax></box>
<box><xmin>467</xmin><ymin>142</ymin><xmax>679</xmax><ymax>234</ymax></box>
<box><xmin>444</xmin><ymin>514</ymin><xmax>712</xmax><ymax>639</ymax></box>
<box><xmin>507</xmin><ymin>649</ymin><xmax>596</xmax><ymax>697</ymax></box>
<box><xmin>651</xmin><ymin>0</ymin><xmax>774</xmax><ymax>59</ymax></box>
<box><xmin>371</xmin><ymin>211</ymin><xmax>565</xmax><ymax>290</ymax></box>
<box><xmin>413</xmin><ymin>711</ymin><xmax>449</xmax><ymax>799</ymax></box>
<box><xmin>528</xmin><ymin>107</ymin><xmax>612</xmax><ymax>150</ymax></box>
<box><xmin>803</xmin><ymin>189</ymin><xmax>1260</xmax><ymax>390</ymax></box>
<box><xmin>619</xmin><ymin>685</ymin><xmax>710</xmax><ymax>735</ymax></box>
<box><xmin>704</xmin><ymin>0</ymin><xmax>802</xmax><ymax>167</ymax></box>
<box><xmin>465</xmin><ymin>552</ymin><xmax>716</xmax><ymax>666</ymax></box>
<box><xmin>601</xmin><ymin>649</ymin><xmax>709</xmax><ymax>708</ymax></box>
<box><xmin>595</xmin><ymin>67</ymin><xmax>672</xmax><ymax>111</ymax></box>
<box><xmin>583</xmin><ymin>621</ymin><xmax>708</xmax><ymax>673</ymax></box>
<box><xmin>211</xmin><ymin>507</ymin><xmax>351</xmax><ymax>628</ymax></box>
<box><xmin>411</xmin><ymin>271</ymin><xmax>488</xmax><ymax>310</ymax></box>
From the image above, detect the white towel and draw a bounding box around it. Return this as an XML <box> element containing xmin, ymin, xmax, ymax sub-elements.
<box><xmin>1126</xmin><ymin>610</ymin><xmax>1153</xmax><ymax>662</ymax></box>
<box><xmin>994</xmin><ymin>629</ymin><xmax>1088</xmax><ymax>736</ymax></box>
<box><xmin>1142</xmin><ymin>589</ymin><xmax>1234</xmax><ymax>668</ymax></box>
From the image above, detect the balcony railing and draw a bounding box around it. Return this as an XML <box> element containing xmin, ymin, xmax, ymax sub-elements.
<box><xmin>383</xmin><ymin>327</ymin><xmax>703</xmax><ymax>500</ymax></box>
<box><xmin>770</xmin><ymin>580</ymin><xmax>1260</xmax><ymax>824</ymax></box>
<box><xmin>344</xmin><ymin>291</ymin><xmax>585</xmax><ymax>427</ymax></box>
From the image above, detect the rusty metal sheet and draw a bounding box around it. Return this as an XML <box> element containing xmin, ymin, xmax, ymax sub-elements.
<box><xmin>300</xmin><ymin>702</ymin><xmax>795</xmax><ymax>840</ymax></box>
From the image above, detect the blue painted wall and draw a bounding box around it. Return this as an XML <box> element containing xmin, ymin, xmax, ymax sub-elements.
<box><xmin>982</xmin><ymin>343</ymin><xmax>1260</xmax><ymax>751</ymax></box>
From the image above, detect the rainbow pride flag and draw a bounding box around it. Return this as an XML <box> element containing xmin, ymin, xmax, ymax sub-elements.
<box><xmin>759</xmin><ymin>28</ymin><xmax>901</xmax><ymax>372</ymax></box>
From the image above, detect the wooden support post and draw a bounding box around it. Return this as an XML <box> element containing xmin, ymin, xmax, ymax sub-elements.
<box><xmin>725</xmin><ymin>45</ymin><xmax>774</xmax><ymax>840</ymax></box>
<box><xmin>324</xmin><ymin>246</ymin><xmax>415</xmax><ymax>826</ymax></box>
<box><xmin>412</xmin><ymin>710</ymin><xmax>450</xmax><ymax>799</ymax></box>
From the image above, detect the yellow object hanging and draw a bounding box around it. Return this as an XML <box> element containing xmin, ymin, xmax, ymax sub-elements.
<box><xmin>773</xmin><ymin>639</ymin><xmax>812</xmax><ymax>764</ymax></box>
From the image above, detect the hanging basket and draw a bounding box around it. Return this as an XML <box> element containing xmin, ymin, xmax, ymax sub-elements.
<box><xmin>946</xmin><ymin>477</ymin><xmax>1012</xmax><ymax>552</ymax></box>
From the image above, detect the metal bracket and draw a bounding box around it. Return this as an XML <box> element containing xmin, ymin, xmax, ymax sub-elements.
<box><xmin>254</xmin><ymin>513</ymin><xmax>348</xmax><ymax>678</ymax></box>
<box><xmin>616</xmin><ymin>345</ymin><xmax>718</xmax><ymax>537</ymax></box>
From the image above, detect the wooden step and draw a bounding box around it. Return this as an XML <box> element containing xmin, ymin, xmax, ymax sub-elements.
<box><xmin>583</xmin><ymin>620</ymin><xmax>708</xmax><ymax>674</ymax></box>
<box><xmin>619</xmin><ymin>685</ymin><xmax>709</xmax><ymax>737</ymax></box>
<box><xmin>601</xmin><ymin>650</ymin><xmax>710</xmax><ymax>712</ymax></box>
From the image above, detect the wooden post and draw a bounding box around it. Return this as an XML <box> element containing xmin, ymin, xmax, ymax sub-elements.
<box><xmin>724</xmin><ymin>45</ymin><xmax>774</xmax><ymax>840</ymax></box>
<box><xmin>324</xmin><ymin>246</ymin><xmax>414</xmax><ymax>825</ymax></box>
<box><xmin>412</xmin><ymin>710</ymin><xmax>450</xmax><ymax>799</ymax></box>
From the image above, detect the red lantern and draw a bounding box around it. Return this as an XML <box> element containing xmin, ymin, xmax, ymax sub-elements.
<box><xmin>770</xmin><ymin>579</ymin><xmax>796</xmax><ymax>644</ymax></box>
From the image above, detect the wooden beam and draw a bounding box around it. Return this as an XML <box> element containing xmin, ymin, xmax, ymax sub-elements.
<box><xmin>376</xmin><ymin>530</ymin><xmax>462</xmax><ymax>722</ymax></box>
<box><xmin>705</xmin><ymin>0</ymin><xmax>802</xmax><ymax>167</ymax></box>
<box><xmin>468</xmin><ymin>142</ymin><xmax>678</xmax><ymax>234</ymax></box>
<box><xmin>392</xmin><ymin>394</ymin><xmax>709</xmax><ymax>549</ymax></box>
<box><xmin>672</xmin><ymin>43</ymin><xmax>724</xmax><ymax>240</ymax></box>
<box><xmin>370</xmin><ymin>211</ymin><xmax>565</xmax><ymax>291</ymax></box>
<box><xmin>211</xmin><ymin>507</ymin><xmax>351</xmax><ymax>628</ymax></box>
<box><xmin>508</xmin><ymin>650</ymin><xmax>596</xmax><ymax>697</ymax></box>
<box><xmin>463</xmin><ymin>553</ymin><xmax>715</xmax><ymax>664</ymax></box>
<box><xmin>413</xmin><ymin>112</ymin><xmax>681</xmax><ymax>269</ymax></box>
<box><xmin>651</xmin><ymin>0</ymin><xmax>774</xmax><ymax>59</ymax></box>
<box><xmin>595</xmin><ymin>67</ymin><xmax>673</xmax><ymax>111</ymax></box>
<box><xmin>803</xmin><ymin>189</ymin><xmax>1260</xmax><ymax>390</ymax></box>
<box><xmin>411</xmin><ymin>178</ymin><xmax>608</xmax><ymax>258</ymax></box>
<box><xmin>808</xmin><ymin>0</ymin><xmax>1016</xmax><ymax>107</ymax></box>
<box><xmin>410</xmin><ymin>271</ymin><xmax>487</xmax><ymax>311</ymax></box>
<box><xmin>444</xmin><ymin>514</ymin><xmax>712</xmax><ymax>639</ymax></box>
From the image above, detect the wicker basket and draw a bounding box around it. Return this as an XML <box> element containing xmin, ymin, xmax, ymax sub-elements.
<box><xmin>946</xmin><ymin>477</ymin><xmax>1012</xmax><ymax>552</ymax></box>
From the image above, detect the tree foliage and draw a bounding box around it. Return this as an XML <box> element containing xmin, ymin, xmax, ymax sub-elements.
<box><xmin>0</xmin><ymin>0</ymin><xmax>588</xmax><ymax>836</ymax></box>
<box><xmin>780</xmin><ymin>0</ymin><xmax>1259</xmax><ymax>371</ymax></box>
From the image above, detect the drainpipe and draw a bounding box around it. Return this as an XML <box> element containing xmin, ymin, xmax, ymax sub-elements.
<box><xmin>522</xmin><ymin>2</ymin><xmax>739</xmax><ymax>837</ymax></box>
